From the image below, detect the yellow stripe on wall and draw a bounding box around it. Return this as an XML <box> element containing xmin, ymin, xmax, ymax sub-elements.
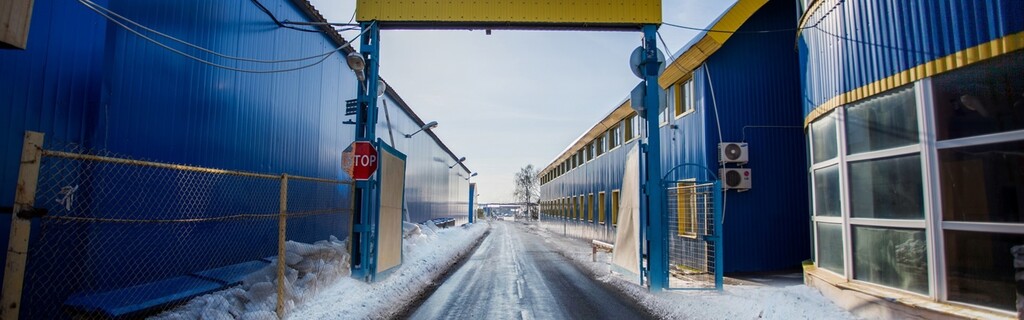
<box><xmin>803</xmin><ymin>31</ymin><xmax>1024</xmax><ymax>128</ymax></box>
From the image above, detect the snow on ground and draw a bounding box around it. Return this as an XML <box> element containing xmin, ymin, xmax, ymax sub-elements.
<box><xmin>524</xmin><ymin>222</ymin><xmax>858</xmax><ymax>320</ymax></box>
<box><xmin>151</xmin><ymin>222</ymin><xmax>487</xmax><ymax>320</ymax></box>
<box><xmin>288</xmin><ymin>221</ymin><xmax>488</xmax><ymax>319</ymax></box>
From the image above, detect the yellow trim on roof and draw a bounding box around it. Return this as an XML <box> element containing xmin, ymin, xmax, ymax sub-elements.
<box><xmin>355</xmin><ymin>0</ymin><xmax>661</xmax><ymax>26</ymax></box>
<box><xmin>540</xmin><ymin>100</ymin><xmax>635</xmax><ymax>177</ymax></box>
<box><xmin>803</xmin><ymin>31</ymin><xmax>1024</xmax><ymax>128</ymax></box>
<box><xmin>658</xmin><ymin>0</ymin><xmax>768</xmax><ymax>88</ymax></box>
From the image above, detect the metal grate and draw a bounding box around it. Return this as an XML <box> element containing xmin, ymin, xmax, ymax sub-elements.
<box><xmin>665</xmin><ymin>181</ymin><xmax>722</xmax><ymax>290</ymax></box>
<box><xmin>5</xmin><ymin>135</ymin><xmax>354</xmax><ymax>319</ymax></box>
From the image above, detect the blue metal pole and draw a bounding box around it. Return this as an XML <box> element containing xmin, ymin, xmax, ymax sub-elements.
<box><xmin>642</xmin><ymin>24</ymin><xmax>667</xmax><ymax>292</ymax></box>
<box><xmin>353</xmin><ymin>21</ymin><xmax>381</xmax><ymax>281</ymax></box>
<box><xmin>468</xmin><ymin>183</ymin><xmax>476</xmax><ymax>223</ymax></box>
<box><xmin>713</xmin><ymin>180</ymin><xmax>724</xmax><ymax>290</ymax></box>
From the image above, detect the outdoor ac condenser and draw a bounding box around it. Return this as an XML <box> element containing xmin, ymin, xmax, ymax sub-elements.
<box><xmin>720</xmin><ymin>168</ymin><xmax>751</xmax><ymax>191</ymax></box>
<box><xmin>718</xmin><ymin>142</ymin><xmax>748</xmax><ymax>164</ymax></box>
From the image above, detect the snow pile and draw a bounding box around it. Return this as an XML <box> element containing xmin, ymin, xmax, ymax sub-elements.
<box><xmin>526</xmin><ymin>223</ymin><xmax>857</xmax><ymax>320</ymax></box>
<box><xmin>152</xmin><ymin>236</ymin><xmax>350</xmax><ymax>320</ymax></box>
<box><xmin>288</xmin><ymin>222</ymin><xmax>487</xmax><ymax>319</ymax></box>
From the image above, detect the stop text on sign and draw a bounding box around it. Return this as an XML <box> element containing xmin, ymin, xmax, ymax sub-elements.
<box><xmin>343</xmin><ymin>141</ymin><xmax>378</xmax><ymax>180</ymax></box>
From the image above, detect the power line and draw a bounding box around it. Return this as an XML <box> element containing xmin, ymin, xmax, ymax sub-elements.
<box><xmin>79</xmin><ymin>0</ymin><xmax>349</xmax><ymax>64</ymax></box>
<box><xmin>661</xmin><ymin>0</ymin><xmax>844</xmax><ymax>35</ymax></box>
<box><xmin>249</xmin><ymin>0</ymin><xmax>322</xmax><ymax>33</ymax></box>
<box><xmin>79</xmin><ymin>0</ymin><xmax>374</xmax><ymax>73</ymax></box>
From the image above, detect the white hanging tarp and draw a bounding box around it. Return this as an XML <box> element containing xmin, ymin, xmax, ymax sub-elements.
<box><xmin>612</xmin><ymin>145</ymin><xmax>642</xmax><ymax>280</ymax></box>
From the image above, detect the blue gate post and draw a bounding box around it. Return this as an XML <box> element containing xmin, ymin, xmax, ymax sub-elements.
<box><xmin>468</xmin><ymin>183</ymin><xmax>476</xmax><ymax>223</ymax></box>
<box><xmin>641</xmin><ymin>24</ymin><xmax>667</xmax><ymax>291</ymax></box>
<box><xmin>713</xmin><ymin>180</ymin><xmax>724</xmax><ymax>290</ymax></box>
<box><xmin>352</xmin><ymin>21</ymin><xmax>382</xmax><ymax>281</ymax></box>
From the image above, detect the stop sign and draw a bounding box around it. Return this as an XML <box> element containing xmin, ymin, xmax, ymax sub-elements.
<box><xmin>343</xmin><ymin>141</ymin><xmax>378</xmax><ymax>180</ymax></box>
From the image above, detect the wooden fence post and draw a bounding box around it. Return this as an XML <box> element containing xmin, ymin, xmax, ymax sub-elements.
<box><xmin>2</xmin><ymin>131</ymin><xmax>44</xmax><ymax>320</ymax></box>
<box><xmin>276</xmin><ymin>174</ymin><xmax>288</xmax><ymax>319</ymax></box>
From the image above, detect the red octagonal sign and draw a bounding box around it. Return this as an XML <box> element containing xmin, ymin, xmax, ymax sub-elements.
<box><xmin>343</xmin><ymin>141</ymin><xmax>378</xmax><ymax>180</ymax></box>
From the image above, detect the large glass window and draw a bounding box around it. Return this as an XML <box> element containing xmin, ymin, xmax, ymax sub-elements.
<box><xmin>845</xmin><ymin>86</ymin><xmax>919</xmax><ymax>154</ymax></box>
<box><xmin>852</xmin><ymin>226</ymin><xmax>929</xmax><ymax>294</ymax></box>
<box><xmin>944</xmin><ymin>230</ymin><xmax>1023</xmax><ymax>311</ymax></box>
<box><xmin>939</xmin><ymin>141</ymin><xmax>1024</xmax><ymax>223</ymax></box>
<box><xmin>811</xmin><ymin>112</ymin><xmax>838</xmax><ymax>163</ymax></box>
<box><xmin>813</xmin><ymin>165</ymin><xmax>841</xmax><ymax>217</ymax></box>
<box><xmin>816</xmin><ymin>222</ymin><xmax>844</xmax><ymax>274</ymax></box>
<box><xmin>932</xmin><ymin>51</ymin><xmax>1024</xmax><ymax>141</ymax></box>
<box><xmin>848</xmin><ymin>155</ymin><xmax>924</xmax><ymax>219</ymax></box>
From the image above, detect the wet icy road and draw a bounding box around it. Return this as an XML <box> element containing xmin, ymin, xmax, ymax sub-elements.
<box><xmin>408</xmin><ymin>221</ymin><xmax>652</xmax><ymax>320</ymax></box>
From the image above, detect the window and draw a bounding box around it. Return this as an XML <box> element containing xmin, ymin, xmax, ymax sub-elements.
<box><xmin>848</xmin><ymin>155</ymin><xmax>924</xmax><ymax>219</ymax></box>
<box><xmin>624</xmin><ymin>115</ymin><xmax>635</xmax><ymax>141</ymax></box>
<box><xmin>944</xmin><ymin>230</ymin><xmax>1023</xmax><ymax>311</ymax></box>
<box><xmin>660</xmin><ymin>86</ymin><xmax>673</xmax><ymax>126</ymax></box>
<box><xmin>676</xmin><ymin>181</ymin><xmax>697</xmax><ymax>238</ymax></box>
<box><xmin>811</xmin><ymin>112</ymin><xmax>838</xmax><ymax>163</ymax></box>
<box><xmin>611</xmin><ymin>190</ymin><xmax>620</xmax><ymax>226</ymax></box>
<box><xmin>674</xmin><ymin>79</ymin><xmax>695</xmax><ymax>117</ymax></box>
<box><xmin>852</xmin><ymin>226</ymin><xmax>928</xmax><ymax>294</ymax></box>
<box><xmin>813</xmin><ymin>166</ymin><xmax>841</xmax><ymax>217</ymax></box>
<box><xmin>587</xmin><ymin>193</ymin><xmax>595</xmax><ymax>222</ymax></box>
<box><xmin>816</xmin><ymin>223</ymin><xmax>844</xmax><ymax>274</ymax></box>
<box><xmin>579</xmin><ymin>195</ymin><xmax>585</xmax><ymax>220</ymax></box>
<box><xmin>609</xmin><ymin>124</ymin><xmax>622</xmax><ymax>149</ymax></box>
<box><xmin>596</xmin><ymin>136</ymin><xmax>605</xmax><ymax>157</ymax></box>
<box><xmin>932</xmin><ymin>51</ymin><xmax>1024</xmax><ymax>141</ymax></box>
<box><xmin>598</xmin><ymin>192</ymin><xmax>606</xmax><ymax>224</ymax></box>
<box><xmin>845</xmin><ymin>86</ymin><xmax>919</xmax><ymax>154</ymax></box>
<box><xmin>939</xmin><ymin>141</ymin><xmax>1024</xmax><ymax>223</ymax></box>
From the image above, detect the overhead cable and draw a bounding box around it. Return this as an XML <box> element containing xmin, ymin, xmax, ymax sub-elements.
<box><xmin>79</xmin><ymin>0</ymin><xmax>374</xmax><ymax>73</ymax></box>
<box><xmin>249</xmin><ymin>0</ymin><xmax>322</xmax><ymax>33</ymax></box>
<box><xmin>80</xmin><ymin>0</ymin><xmax>355</xmax><ymax>64</ymax></box>
<box><xmin>661</xmin><ymin>0</ymin><xmax>844</xmax><ymax>34</ymax></box>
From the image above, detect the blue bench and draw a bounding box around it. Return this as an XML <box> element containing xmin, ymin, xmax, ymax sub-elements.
<box><xmin>63</xmin><ymin>260</ymin><xmax>269</xmax><ymax>319</ymax></box>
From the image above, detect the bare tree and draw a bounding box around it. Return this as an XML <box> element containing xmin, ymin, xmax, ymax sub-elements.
<box><xmin>512</xmin><ymin>164</ymin><xmax>540</xmax><ymax>220</ymax></box>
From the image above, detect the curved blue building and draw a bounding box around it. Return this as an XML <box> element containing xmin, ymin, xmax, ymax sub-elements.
<box><xmin>798</xmin><ymin>0</ymin><xmax>1024</xmax><ymax>317</ymax></box>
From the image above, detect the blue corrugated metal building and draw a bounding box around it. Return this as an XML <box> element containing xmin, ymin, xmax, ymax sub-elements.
<box><xmin>799</xmin><ymin>0</ymin><xmax>1024</xmax><ymax>317</ymax></box>
<box><xmin>539</xmin><ymin>0</ymin><xmax>809</xmax><ymax>273</ymax></box>
<box><xmin>0</xmin><ymin>0</ymin><xmax>470</xmax><ymax>317</ymax></box>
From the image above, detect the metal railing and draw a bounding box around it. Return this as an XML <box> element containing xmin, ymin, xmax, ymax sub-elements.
<box><xmin>2</xmin><ymin>132</ymin><xmax>354</xmax><ymax>319</ymax></box>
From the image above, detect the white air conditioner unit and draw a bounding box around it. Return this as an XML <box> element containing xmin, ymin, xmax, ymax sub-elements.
<box><xmin>720</xmin><ymin>168</ymin><xmax>751</xmax><ymax>191</ymax></box>
<box><xmin>719</xmin><ymin>142</ymin><xmax>748</xmax><ymax>164</ymax></box>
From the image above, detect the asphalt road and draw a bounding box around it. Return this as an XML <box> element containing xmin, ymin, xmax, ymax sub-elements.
<box><xmin>408</xmin><ymin>221</ymin><xmax>653</xmax><ymax>320</ymax></box>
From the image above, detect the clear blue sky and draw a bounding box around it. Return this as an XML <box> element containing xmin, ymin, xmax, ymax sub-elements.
<box><xmin>310</xmin><ymin>1</ymin><xmax>738</xmax><ymax>203</ymax></box>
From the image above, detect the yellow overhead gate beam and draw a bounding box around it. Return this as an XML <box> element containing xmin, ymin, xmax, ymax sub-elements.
<box><xmin>355</xmin><ymin>0</ymin><xmax>661</xmax><ymax>29</ymax></box>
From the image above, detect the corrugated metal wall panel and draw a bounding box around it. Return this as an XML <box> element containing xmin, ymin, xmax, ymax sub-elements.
<box><xmin>1</xmin><ymin>0</ymin><xmax>472</xmax><ymax>316</ymax></box>
<box><xmin>695</xmin><ymin>0</ymin><xmax>808</xmax><ymax>273</ymax></box>
<box><xmin>375</xmin><ymin>94</ymin><xmax>470</xmax><ymax>224</ymax></box>
<box><xmin>799</xmin><ymin>0</ymin><xmax>1024</xmax><ymax>119</ymax></box>
<box><xmin>541</xmin><ymin>0</ymin><xmax>808</xmax><ymax>273</ymax></box>
<box><xmin>0</xmin><ymin>0</ymin><xmax>110</xmax><ymax>295</ymax></box>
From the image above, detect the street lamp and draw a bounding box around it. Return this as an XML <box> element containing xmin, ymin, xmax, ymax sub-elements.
<box><xmin>464</xmin><ymin>172</ymin><xmax>478</xmax><ymax>181</ymax></box>
<box><xmin>346</xmin><ymin>52</ymin><xmax>366</xmax><ymax>81</ymax></box>
<box><xmin>405</xmin><ymin>121</ymin><xmax>438</xmax><ymax>138</ymax></box>
<box><xmin>448</xmin><ymin>157</ymin><xmax>467</xmax><ymax>169</ymax></box>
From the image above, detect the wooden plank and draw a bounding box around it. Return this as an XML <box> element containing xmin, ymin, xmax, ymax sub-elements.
<box><xmin>276</xmin><ymin>174</ymin><xmax>288</xmax><ymax>319</ymax></box>
<box><xmin>2</xmin><ymin>131</ymin><xmax>44</xmax><ymax>320</ymax></box>
<box><xmin>0</xmin><ymin>0</ymin><xmax>34</xmax><ymax>49</ymax></box>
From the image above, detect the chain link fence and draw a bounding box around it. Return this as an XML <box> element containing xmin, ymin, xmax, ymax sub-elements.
<box><xmin>666</xmin><ymin>181</ymin><xmax>722</xmax><ymax>290</ymax></box>
<box><xmin>4</xmin><ymin>132</ymin><xmax>354</xmax><ymax>319</ymax></box>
